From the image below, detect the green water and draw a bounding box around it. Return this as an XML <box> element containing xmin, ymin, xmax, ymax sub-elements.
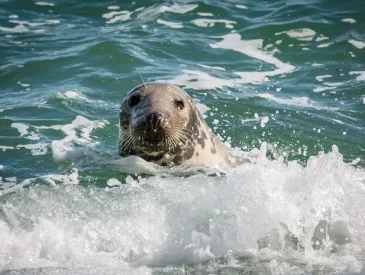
<box><xmin>0</xmin><ymin>0</ymin><xmax>365</xmax><ymax>274</ymax></box>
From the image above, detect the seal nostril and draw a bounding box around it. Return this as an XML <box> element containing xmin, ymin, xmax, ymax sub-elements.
<box><xmin>149</xmin><ymin>113</ymin><xmax>164</xmax><ymax>129</ymax></box>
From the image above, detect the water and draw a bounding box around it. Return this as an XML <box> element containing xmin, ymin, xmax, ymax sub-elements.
<box><xmin>0</xmin><ymin>0</ymin><xmax>365</xmax><ymax>274</ymax></box>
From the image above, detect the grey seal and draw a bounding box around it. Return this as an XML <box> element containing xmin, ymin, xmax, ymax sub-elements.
<box><xmin>119</xmin><ymin>82</ymin><xmax>245</xmax><ymax>167</ymax></box>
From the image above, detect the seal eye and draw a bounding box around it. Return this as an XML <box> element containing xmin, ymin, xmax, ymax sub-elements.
<box><xmin>174</xmin><ymin>99</ymin><xmax>184</xmax><ymax>110</ymax></box>
<box><xmin>128</xmin><ymin>94</ymin><xmax>141</xmax><ymax>107</ymax></box>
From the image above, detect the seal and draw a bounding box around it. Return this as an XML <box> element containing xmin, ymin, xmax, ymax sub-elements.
<box><xmin>119</xmin><ymin>82</ymin><xmax>244</xmax><ymax>167</ymax></box>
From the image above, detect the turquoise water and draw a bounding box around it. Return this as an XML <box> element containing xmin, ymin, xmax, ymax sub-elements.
<box><xmin>0</xmin><ymin>0</ymin><xmax>365</xmax><ymax>274</ymax></box>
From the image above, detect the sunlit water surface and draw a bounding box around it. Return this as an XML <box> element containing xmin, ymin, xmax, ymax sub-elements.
<box><xmin>0</xmin><ymin>0</ymin><xmax>365</xmax><ymax>274</ymax></box>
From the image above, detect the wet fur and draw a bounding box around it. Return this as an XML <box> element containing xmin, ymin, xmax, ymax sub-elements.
<box><xmin>119</xmin><ymin>83</ymin><xmax>240</xmax><ymax>167</ymax></box>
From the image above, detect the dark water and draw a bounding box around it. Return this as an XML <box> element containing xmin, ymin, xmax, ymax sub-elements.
<box><xmin>0</xmin><ymin>0</ymin><xmax>365</xmax><ymax>274</ymax></box>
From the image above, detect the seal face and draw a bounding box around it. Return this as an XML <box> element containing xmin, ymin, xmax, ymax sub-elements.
<box><xmin>119</xmin><ymin>82</ymin><xmax>240</xmax><ymax>167</ymax></box>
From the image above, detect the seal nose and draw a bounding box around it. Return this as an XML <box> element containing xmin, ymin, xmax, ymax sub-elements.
<box><xmin>148</xmin><ymin>112</ymin><xmax>164</xmax><ymax>130</ymax></box>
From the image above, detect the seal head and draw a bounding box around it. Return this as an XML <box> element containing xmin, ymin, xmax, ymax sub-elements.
<box><xmin>119</xmin><ymin>82</ymin><xmax>240</xmax><ymax>167</ymax></box>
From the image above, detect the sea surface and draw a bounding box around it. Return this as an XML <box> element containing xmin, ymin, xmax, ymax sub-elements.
<box><xmin>0</xmin><ymin>0</ymin><xmax>365</xmax><ymax>274</ymax></box>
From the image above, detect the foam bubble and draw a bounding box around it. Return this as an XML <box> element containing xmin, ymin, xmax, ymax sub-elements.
<box><xmin>313</xmin><ymin>86</ymin><xmax>332</xmax><ymax>93</ymax></box>
<box><xmin>211</xmin><ymin>33</ymin><xmax>295</xmax><ymax>84</ymax></box>
<box><xmin>107</xmin><ymin>6</ymin><xmax>120</xmax><ymax>10</ymax></box>
<box><xmin>156</xmin><ymin>19</ymin><xmax>183</xmax><ymax>29</ymax></box>
<box><xmin>257</xmin><ymin>93</ymin><xmax>337</xmax><ymax>110</ymax></box>
<box><xmin>0</xmin><ymin>146</ymin><xmax>14</xmax><ymax>151</ymax></box>
<box><xmin>11</xmin><ymin>123</ymin><xmax>29</xmax><ymax>136</ymax></box>
<box><xmin>37</xmin><ymin>116</ymin><xmax>108</xmax><ymax>162</ymax></box>
<box><xmin>349</xmin><ymin>71</ymin><xmax>365</xmax><ymax>82</ymax></box>
<box><xmin>35</xmin><ymin>2</ymin><xmax>54</xmax><ymax>6</ymax></box>
<box><xmin>160</xmin><ymin>4</ymin><xmax>198</xmax><ymax>14</ymax></box>
<box><xmin>316</xmin><ymin>75</ymin><xmax>332</xmax><ymax>82</ymax></box>
<box><xmin>317</xmin><ymin>42</ymin><xmax>333</xmax><ymax>48</ymax></box>
<box><xmin>11</xmin><ymin>123</ymin><xmax>40</xmax><ymax>140</ymax></box>
<box><xmin>102</xmin><ymin>11</ymin><xmax>132</xmax><ymax>24</ymax></box>
<box><xmin>16</xmin><ymin>143</ymin><xmax>48</xmax><ymax>156</ymax></box>
<box><xmin>275</xmin><ymin>28</ymin><xmax>316</xmax><ymax>41</ymax></box>
<box><xmin>107</xmin><ymin>178</ymin><xmax>122</xmax><ymax>187</ymax></box>
<box><xmin>0</xmin><ymin>24</ymin><xmax>29</xmax><ymax>33</ymax></box>
<box><xmin>170</xmin><ymin>34</ymin><xmax>295</xmax><ymax>89</ymax></box>
<box><xmin>349</xmin><ymin>39</ymin><xmax>365</xmax><ymax>49</ymax></box>
<box><xmin>41</xmin><ymin>168</ymin><xmax>79</xmax><ymax>186</ymax></box>
<box><xmin>57</xmin><ymin>90</ymin><xmax>90</xmax><ymax>102</ymax></box>
<box><xmin>342</xmin><ymin>18</ymin><xmax>356</xmax><ymax>24</ymax></box>
<box><xmin>169</xmin><ymin>69</ymin><xmax>234</xmax><ymax>90</ymax></box>
<box><xmin>197</xmin><ymin>12</ymin><xmax>214</xmax><ymax>17</ymax></box>
<box><xmin>192</xmin><ymin>19</ymin><xmax>236</xmax><ymax>29</ymax></box>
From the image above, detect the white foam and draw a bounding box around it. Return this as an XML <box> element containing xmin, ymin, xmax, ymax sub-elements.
<box><xmin>259</xmin><ymin>116</ymin><xmax>269</xmax><ymax>128</ymax></box>
<box><xmin>315</xmin><ymin>35</ymin><xmax>329</xmax><ymax>42</ymax></box>
<box><xmin>317</xmin><ymin>42</ymin><xmax>333</xmax><ymax>48</ymax></box>
<box><xmin>170</xmin><ymin>34</ymin><xmax>295</xmax><ymax>89</ymax></box>
<box><xmin>363</xmin><ymin>97</ymin><xmax>365</xmax><ymax>104</ymax></box>
<box><xmin>211</xmin><ymin>34</ymin><xmax>295</xmax><ymax>84</ymax></box>
<box><xmin>39</xmin><ymin>116</ymin><xmax>108</xmax><ymax>162</ymax></box>
<box><xmin>316</xmin><ymin>75</ymin><xmax>332</xmax><ymax>82</ymax></box>
<box><xmin>0</xmin><ymin>146</ymin><xmax>364</xmax><ymax>272</ymax></box>
<box><xmin>348</xmin><ymin>39</ymin><xmax>365</xmax><ymax>49</ymax></box>
<box><xmin>342</xmin><ymin>18</ymin><xmax>356</xmax><ymax>24</ymax></box>
<box><xmin>16</xmin><ymin>143</ymin><xmax>48</xmax><ymax>156</ymax></box>
<box><xmin>107</xmin><ymin>178</ymin><xmax>122</xmax><ymax>187</ymax></box>
<box><xmin>35</xmin><ymin>2</ymin><xmax>54</xmax><ymax>6</ymax></box>
<box><xmin>11</xmin><ymin>123</ymin><xmax>29</xmax><ymax>136</ymax></box>
<box><xmin>41</xmin><ymin>168</ymin><xmax>79</xmax><ymax>186</ymax></box>
<box><xmin>0</xmin><ymin>146</ymin><xmax>14</xmax><ymax>151</ymax></box>
<box><xmin>17</xmin><ymin>81</ymin><xmax>30</xmax><ymax>87</ymax></box>
<box><xmin>11</xmin><ymin>123</ymin><xmax>40</xmax><ymax>140</ymax></box>
<box><xmin>236</xmin><ymin>4</ymin><xmax>248</xmax><ymax>9</ymax></box>
<box><xmin>192</xmin><ymin>19</ymin><xmax>236</xmax><ymax>29</ymax></box>
<box><xmin>102</xmin><ymin>11</ymin><xmax>132</xmax><ymax>24</ymax></box>
<box><xmin>156</xmin><ymin>19</ymin><xmax>183</xmax><ymax>29</ymax></box>
<box><xmin>9</xmin><ymin>15</ymin><xmax>18</xmax><ymax>19</ymax></box>
<box><xmin>107</xmin><ymin>6</ymin><xmax>120</xmax><ymax>10</ymax></box>
<box><xmin>275</xmin><ymin>28</ymin><xmax>316</xmax><ymax>41</ymax></box>
<box><xmin>0</xmin><ymin>24</ymin><xmax>29</xmax><ymax>33</ymax></box>
<box><xmin>323</xmin><ymin>81</ymin><xmax>343</xmax><ymax>87</ymax></box>
<box><xmin>349</xmin><ymin>71</ymin><xmax>365</xmax><ymax>81</ymax></box>
<box><xmin>198</xmin><ymin>64</ymin><xmax>226</xmax><ymax>71</ymax></box>
<box><xmin>63</xmin><ymin>90</ymin><xmax>81</xmax><ymax>99</ymax></box>
<box><xmin>0</xmin><ymin>165</ymin><xmax>3</xmax><ymax>169</ymax></box>
<box><xmin>169</xmin><ymin>69</ymin><xmax>234</xmax><ymax>90</ymax></box>
<box><xmin>160</xmin><ymin>4</ymin><xmax>198</xmax><ymax>14</ymax></box>
<box><xmin>258</xmin><ymin>93</ymin><xmax>337</xmax><ymax>110</ymax></box>
<box><xmin>57</xmin><ymin>90</ymin><xmax>90</xmax><ymax>101</ymax></box>
<box><xmin>258</xmin><ymin>93</ymin><xmax>315</xmax><ymax>108</ymax></box>
<box><xmin>313</xmin><ymin>86</ymin><xmax>332</xmax><ymax>93</ymax></box>
<box><xmin>197</xmin><ymin>12</ymin><xmax>214</xmax><ymax>17</ymax></box>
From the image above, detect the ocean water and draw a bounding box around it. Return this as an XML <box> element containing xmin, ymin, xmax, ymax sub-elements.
<box><xmin>0</xmin><ymin>0</ymin><xmax>365</xmax><ymax>274</ymax></box>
